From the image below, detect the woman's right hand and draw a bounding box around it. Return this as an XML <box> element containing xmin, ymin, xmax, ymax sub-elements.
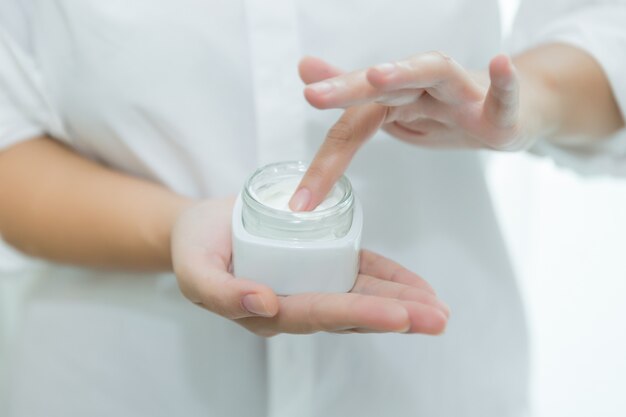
<box><xmin>171</xmin><ymin>198</ymin><xmax>449</xmax><ymax>337</ymax></box>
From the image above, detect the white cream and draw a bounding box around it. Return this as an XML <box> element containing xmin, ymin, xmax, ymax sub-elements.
<box><xmin>252</xmin><ymin>175</ymin><xmax>343</xmax><ymax>212</ymax></box>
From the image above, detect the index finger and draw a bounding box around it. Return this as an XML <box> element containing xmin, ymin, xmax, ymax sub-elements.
<box><xmin>304</xmin><ymin>67</ymin><xmax>379</xmax><ymax>109</ymax></box>
<box><xmin>306</xmin><ymin>51</ymin><xmax>484</xmax><ymax>109</ymax></box>
<box><xmin>289</xmin><ymin>104</ymin><xmax>387</xmax><ymax>211</ymax></box>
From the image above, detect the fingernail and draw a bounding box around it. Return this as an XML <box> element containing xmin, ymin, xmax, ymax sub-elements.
<box><xmin>242</xmin><ymin>294</ymin><xmax>273</xmax><ymax>317</ymax></box>
<box><xmin>289</xmin><ymin>187</ymin><xmax>311</xmax><ymax>212</ymax></box>
<box><xmin>373</xmin><ymin>62</ymin><xmax>396</xmax><ymax>76</ymax></box>
<box><xmin>438</xmin><ymin>300</ymin><xmax>451</xmax><ymax>318</ymax></box>
<box><xmin>388</xmin><ymin>305</ymin><xmax>411</xmax><ymax>333</ymax></box>
<box><xmin>308</xmin><ymin>81</ymin><xmax>333</xmax><ymax>95</ymax></box>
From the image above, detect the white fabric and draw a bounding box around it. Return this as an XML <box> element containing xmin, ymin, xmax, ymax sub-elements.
<box><xmin>0</xmin><ymin>1</ymin><xmax>623</xmax><ymax>416</ymax></box>
<box><xmin>509</xmin><ymin>0</ymin><xmax>626</xmax><ymax>175</ymax></box>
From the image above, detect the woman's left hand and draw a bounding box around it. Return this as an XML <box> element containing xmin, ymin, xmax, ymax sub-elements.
<box><xmin>289</xmin><ymin>53</ymin><xmax>535</xmax><ymax>212</ymax></box>
<box><xmin>172</xmin><ymin>198</ymin><xmax>449</xmax><ymax>337</ymax></box>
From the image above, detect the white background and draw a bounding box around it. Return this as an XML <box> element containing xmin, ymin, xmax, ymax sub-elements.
<box><xmin>1</xmin><ymin>1</ymin><xmax>626</xmax><ymax>415</ymax></box>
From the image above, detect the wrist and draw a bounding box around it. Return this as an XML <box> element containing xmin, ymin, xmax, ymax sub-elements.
<box><xmin>515</xmin><ymin>61</ymin><xmax>561</xmax><ymax>142</ymax></box>
<box><xmin>145</xmin><ymin>194</ymin><xmax>196</xmax><ymax>272</ymax></box>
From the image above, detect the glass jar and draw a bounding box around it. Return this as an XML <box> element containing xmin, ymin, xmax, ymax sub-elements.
<box><xmin>241</xmin><ymin>161</ymin><xmax>354</xmax><ymax>241</ymax></box>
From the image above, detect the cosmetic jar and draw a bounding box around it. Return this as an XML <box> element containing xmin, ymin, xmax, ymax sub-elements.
<box><xmin>232</xmin><ymin>161</ymin><xmax>362</xmax><ymax>294</ymax></box>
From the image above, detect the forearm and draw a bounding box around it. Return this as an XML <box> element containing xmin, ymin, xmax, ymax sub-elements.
<box><xmin>0</xmin><ymin>137</ymin><xmax>193</xmax><ymax>271</ymax></box>
<box><xmin>514</xmin><ymin>43</ymin><xmax>624</xmax><ymax>144</ymax></box>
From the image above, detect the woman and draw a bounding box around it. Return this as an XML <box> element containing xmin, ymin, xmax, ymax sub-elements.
<box><xmin>0</xmin><ymin>0</ymin><xmax>624</xmax><ymax>416</ymax></box>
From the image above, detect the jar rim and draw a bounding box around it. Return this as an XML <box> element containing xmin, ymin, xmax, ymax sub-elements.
<box><xmin>242</xmin><ymin>160</ymin><xmax>354</xmax><ymax>223</ymax></box>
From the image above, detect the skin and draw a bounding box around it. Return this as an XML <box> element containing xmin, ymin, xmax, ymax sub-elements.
<box><xmin>0</xmin><ymin>138</ymin><xmax>190</xmax><ymax>270</ymax></box>
<box><xmin>288</xmin><ymin>44</ymin><xmax>624</xmax><ymax>211</ymax></box>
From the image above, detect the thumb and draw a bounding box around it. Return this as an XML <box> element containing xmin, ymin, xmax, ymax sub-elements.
<box><xmin>483</xmin><ymin>54</ymin><xmax>519</xmax><ymax>129</ymax></box>
<box><xmin>180</xmin><ymin>264</ymin><xmax>280</xmax><ymax>319</ymax></box>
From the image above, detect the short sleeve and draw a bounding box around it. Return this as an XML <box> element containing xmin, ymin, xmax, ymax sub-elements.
<box><xmin>0</xmin><ymin>26</ymin><xmax>60</xmax><ymax>151</ymax></box>
<box><xmin>508</xmin><ymin>0</ymin><xmax>626</xmax><ymax>176</ymax></box>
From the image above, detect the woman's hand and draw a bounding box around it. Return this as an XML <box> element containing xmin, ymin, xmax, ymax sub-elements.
<box><xmin>171</xmin><ymin>198</ymin><xmax>449</xmax><ymax>337</ymax></box>
<box><xmin>288</xmin><ymin>53</ymin><xmax>537</xmax><ymax>212</ymax></box>
<box><xmin>290</xmin><ymin>44</ymin><xmax>625</xmax><ymax>212</ymax></box>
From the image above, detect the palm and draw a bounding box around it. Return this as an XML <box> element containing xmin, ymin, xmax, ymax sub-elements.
<box><xmin>171</xmin><ymin>199</ymin><xmax>449</xmax><ymax>336</ymax></box>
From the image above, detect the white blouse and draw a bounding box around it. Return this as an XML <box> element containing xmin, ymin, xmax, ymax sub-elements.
<box><xmin>1</xmin><ymin>1</ymin><xmax>625</xmax><ymax>416</ymax></box>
